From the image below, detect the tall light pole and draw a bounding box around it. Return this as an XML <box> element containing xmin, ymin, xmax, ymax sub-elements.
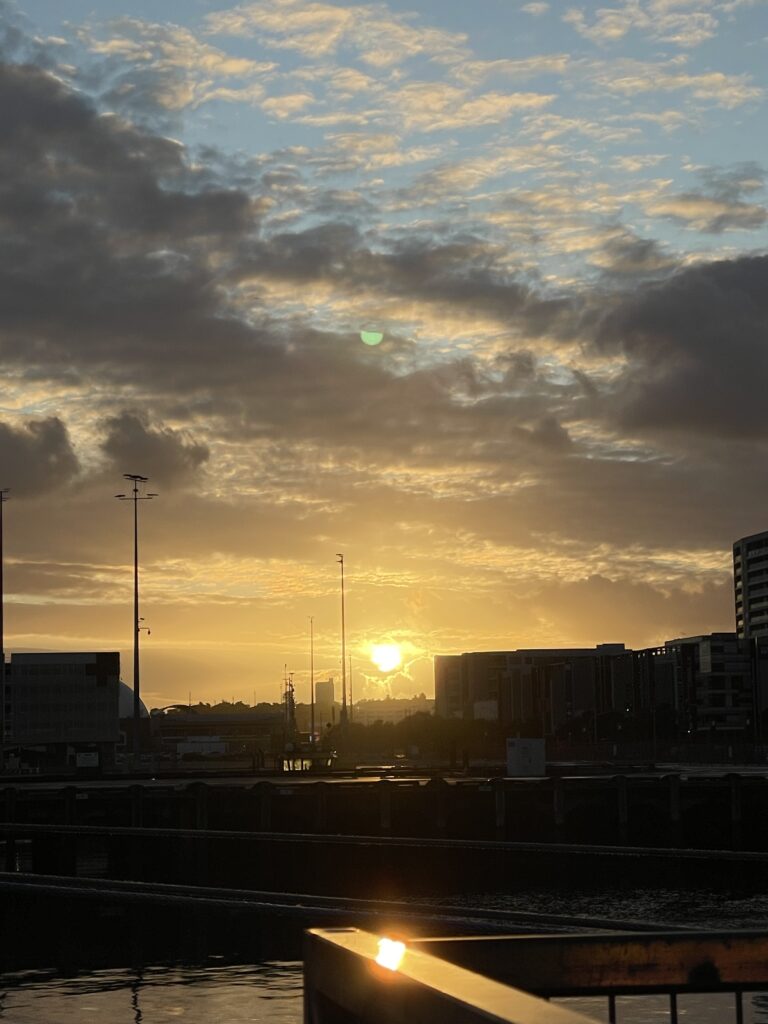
<box><xmin>336</xmin><ymin>553</ymin><xmax>347</xmax><ymax>725</ymax></box>
<box><xmin>349</xmin><ymin>654</ymin><xmax>353</xmax><ymax>723</ymax></box>
<box><xmin>309</xmin><ymin>615</ymin><xmax>315</xmax><ymax>743</ymax></box>
<box><xmin>115</xmin><ymin>475</ymin><xmax>157</xmax><ymax>761</ymax></box>
<box><xmin>0</xmin><ymin>489</ymin><xmax>8</xmax><ymax>768</ymax></box>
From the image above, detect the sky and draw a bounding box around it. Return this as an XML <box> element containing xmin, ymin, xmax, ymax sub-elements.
<box><xmin>0</xmin><ymin>0</ymin><xmax>767</xmax><ymax>709</ymax></box>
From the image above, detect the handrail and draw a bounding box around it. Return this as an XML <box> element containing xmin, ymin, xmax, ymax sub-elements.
<box><xmin>2</xmin><ymin>820</ymin><xmax>768</xmax><ymax>861</ymax></box>
<box><xmin>304</xmin><ymin>928</ymin><xmax>595</xmax><ymax>1024</ymax></box>
<box><xmin>411</xmin><ymin>931</ymin><xmax>768</xmax><ymax>994</ymax></box>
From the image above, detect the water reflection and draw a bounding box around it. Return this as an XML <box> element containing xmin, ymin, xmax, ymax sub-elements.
<box><xmin>0</xmin><ymin>962</ymin><xmax>303</xmax><ymax>1024</ymax></box>
<box><xmin>4</xmin><ymin>959</ymin><xmax>768</xmax><ymax>1023</ymax></box>
<box><xmin>131</xmin><ymin>974</ymin><xmax>142</xmax><ymax>1024</ymax></box>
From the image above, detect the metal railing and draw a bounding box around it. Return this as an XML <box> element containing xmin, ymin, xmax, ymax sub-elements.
<box><xmin>304</xmin><ymin>927</ymin><xmax>593</xmax><ymax>1024</ymax></box>
<box><xmin>304</xmin><ymin>928</ymin><xmax>768</xmax><ymax>1024</ymax></box>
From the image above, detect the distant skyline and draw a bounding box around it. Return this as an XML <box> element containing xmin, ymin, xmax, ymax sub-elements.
<box><xmin>0</xmin><ymin>0</ymin><xmax>766</xmax><ymax>707</ymax></box>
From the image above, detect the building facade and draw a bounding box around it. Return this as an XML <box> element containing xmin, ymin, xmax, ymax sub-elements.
<box><xmin>4</xmin><ymin>652</ymin><xmax>120</xmax><ymax>769</ymax></box>
<box><xmin>435</xmin><ymin>645</ymin><xmax>630</xmax><ymax>733</ymax></box>
<box><xmin>314</xmin><ymin>679</ymin><xmax>335</xmax><ymax>731</ymax></box>
<box><xmin>733</xmin><ymin>530</ymin><xmax>768</xmax><ymax>640</ymax></box>
<box><xmin>635</xmin><ymin>633</ymin><xmax>768</xmax><ymax>737</ymax></box>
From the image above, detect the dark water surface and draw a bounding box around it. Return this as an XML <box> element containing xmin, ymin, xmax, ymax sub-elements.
<box><xmin>5</xmin><ymin>888</ymin><xmax>768</xmax><ymax>1023</ymax></box>
<box><xmin>0</xmin><ymin>963</ymin><xmax>302</xmax><ymax>1024</ymax></box>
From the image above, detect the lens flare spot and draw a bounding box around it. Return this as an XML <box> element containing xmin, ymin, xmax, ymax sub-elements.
<box><xmin>360</xmin><ymin>330</ymin><xmax>384</xmax><ymax>346</ymax></box>
<box><xmin>376</xmin><ymin>938</ymin><xmax>406</xmax><ymax>971</ymax></box>
<box><xmin>371</xmin><ymin>644</ymin><xmax>402</xmax><ymax>673</ymax></box>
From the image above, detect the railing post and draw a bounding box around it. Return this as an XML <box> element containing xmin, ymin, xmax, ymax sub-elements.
<box><xmin>616</xmin><ymin>775</ymin><xmax>628</xmax><ymax>844</ymax></box>
<box><xmin>426</xmin><ymin>777</ymin><xmax>448</xmax><ymax>835</ymax></box>
<box><xmin>379</xmin><ymin>779</ymin><xmax>392</xmax><ymax>834</ymax></box>
<box><xmin>315</xmin><ymin>781</ymin><xmax>328</xmax><ymax>833</ymax></box>
<box><xmin>3</xmin><ymin>787</ymin><xmax>16</xmax><ymax>872</ymax></box>
<box><xmin>256</xmin><ymin>780</ymin><xmax>272</xmax><ymax>831</ymax></box>
<box><xmin>553</xmin><ymin>777</ymin><xmax>566</xmax><ymax>834</ymax></box>
<box><xmin>728</xmin><ymin>773</ymin><xmax>742</xmax><ymax>850</ymax></box>
<box><xmin>63</xmin><ymin>786</ymin><xmax>77</xmax><ymax>825</ymax></box>
<box><xmin>493</xmin><ymin>778</ymin><xmax>506</xmax><ymax>838</ymax></box>
<box><xmin>130</xmin><ymin>784</ymin><xmax>144</xmax><ymax>827</ymax></box>
<box><xmin>668</xmin><ymin>774</ymin><xmax>681</xmax><ymax>847</ymax></box>
<box><xmin>193</xmin><ymin>782</ymin><xmax>208</xmax><ymax>830</ymax></box>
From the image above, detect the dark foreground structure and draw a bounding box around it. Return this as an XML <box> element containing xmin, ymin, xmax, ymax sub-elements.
<box><xmin>305</xmin><ymin>927</ymin><xmax>768</xmax><ymax>1024</ymax></box>
<box><xmin>2</xmin><ymin>769</ymin><xmax>767</xmax><ymax>850</ymax></box>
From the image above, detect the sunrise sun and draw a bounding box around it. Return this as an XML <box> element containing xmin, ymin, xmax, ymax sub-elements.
<box><xmin>370</xmin><ymin>643</ymin><xmax>402</xmax><ymax>673</ymax></box>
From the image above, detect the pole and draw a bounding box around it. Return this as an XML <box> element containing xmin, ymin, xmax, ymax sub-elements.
<box><xmin>0</xmin><ymin>489</ymin><xmax>8</xmax><ymax>769</ymax></box>
<box><xmin>132</xmin><ymin>481</ymin><xmax>140</xmax><ymax>760</ymax></box>
<box><xmin>115</xmin><ymin>475</ymin><xmax>156</xmax><ymax>765</ymax></box>
<box><xmin>337</xmin><ymin>554</ymin><xmax>347</xmax><ymax>725</ymax></box>
<box><xmin>310</xmin><ymin>616</ymin><xmax>315</xmax><ymax>743</ymax></box>
<box><xmin>349</xmin><ymin>654</ymin><xmax>353</xmax><ymax>723</ymax></box>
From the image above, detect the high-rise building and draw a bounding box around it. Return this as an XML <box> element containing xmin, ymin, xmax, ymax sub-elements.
<box><xmin>314</xmin><ymin>678</ymin><xmax>335</xmax><ymax>731</ymax></box>
<box><xmin>733</xmin><ymin>530</ymin><xmax>768</xmax><ymax>640</ymax></box>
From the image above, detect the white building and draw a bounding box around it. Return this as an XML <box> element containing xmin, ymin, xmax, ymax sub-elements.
<box><xmin>733</xmin><ymin>530</ymin><xmax>768</xmax><ymax>640</ymax></box>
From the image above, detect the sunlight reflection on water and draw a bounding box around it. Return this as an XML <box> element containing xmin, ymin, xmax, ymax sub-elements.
<box><xmin>0</xmin><ymin>962</ymin><xmax>302</xmax><ymax>1024</ymax></box>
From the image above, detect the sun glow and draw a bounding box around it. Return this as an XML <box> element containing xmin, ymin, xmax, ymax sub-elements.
<box><xmin>370</xmin><ymin>643</ymin><xmax>402</xmax><ymax>673</ymax></box>
<box><xmin>376</xmin><ymin>937</ymin><xmax>406</xmax><ymax>971</ymax></box>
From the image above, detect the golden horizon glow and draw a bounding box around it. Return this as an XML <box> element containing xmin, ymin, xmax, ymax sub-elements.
<box><xmin>370</xmin><ymin>643</ymin><xmax>402</xmax><ymax>673</ymax></box>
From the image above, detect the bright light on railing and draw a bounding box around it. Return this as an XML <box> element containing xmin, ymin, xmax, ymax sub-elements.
<box><xmin>376</xmin><ymin>938</ymin><xmax>406</xmax><ymax>971</ymax></box>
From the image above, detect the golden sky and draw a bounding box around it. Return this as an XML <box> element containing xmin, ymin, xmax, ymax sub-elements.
<box><xmin>1</xmin><ymin>0</ymin><xmax>767</xmax><ymax>707</ymax></box>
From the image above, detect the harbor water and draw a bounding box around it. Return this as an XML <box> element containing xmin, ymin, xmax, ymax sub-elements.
<box><xmin>5</xmin><ymin>888</ymin><xmax>768</xmax><ymax>1023</ymax></box>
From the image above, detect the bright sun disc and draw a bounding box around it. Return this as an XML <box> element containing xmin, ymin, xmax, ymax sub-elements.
<box><xmin>371</xmin><ymin>643</ymin><xmax>402</xmax><ymax>673</ymax></box>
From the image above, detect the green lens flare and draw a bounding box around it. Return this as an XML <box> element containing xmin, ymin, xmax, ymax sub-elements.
<box><xmin>360</xmin><ymin>330</ymin><xmax>384</xmax><ymax>346</ymax></box>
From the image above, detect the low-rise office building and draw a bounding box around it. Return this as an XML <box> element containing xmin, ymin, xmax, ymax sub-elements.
<box><xmin>3</xmin><ymin>652</ymin><xmax>120</xmax><ymax>770</ymax></box>
<box><xmin>632</xmin><ymin>633</ymin><xmax>768</xmax><ymax>736</ymax></box>
<box><xmin>435</xmin><ymin>645</ymin><xmax>630</xmax><ymax>733</ymax></box>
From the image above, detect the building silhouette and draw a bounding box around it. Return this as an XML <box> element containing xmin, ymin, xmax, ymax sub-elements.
<box><xmin>733</xmin><ymin>529</ymin><xmax>768</xmax><ymax>640</ymax></box>
<box><xmin>4</xmin><ymin>652</ymin><xmax>120</xmax><ymax>770</ymax></box>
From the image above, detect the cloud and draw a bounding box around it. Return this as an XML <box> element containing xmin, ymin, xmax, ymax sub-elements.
<box><xmin>390</xmin><ymin>81</ymin><xmax>555</xmax><ymax>133</ymax></box>
<box><xmin>0</xmin><ymin>418</ymin><xmax>79</xmax><ymax>495</ymax></box>
<box><xmin>100</xmin><ymin>413</ymin><xmax>210</xmax><ymax>485</ymax></box>
<box><xmin>76</xmin><ymin>17</ymin><xmax>277</xmax><ymax>117</ymax></box>
<box><xmin>563</xmin><ymin>3</ymin><xmax>720</xmax><ymax>48</ymax></box>
<box><xmin>1</xmin><ymin>29</ymin><xmax>767</xmax><ymax>705</ymax></box>
<box><xmin>594</xmin><ymin>254</ymin><xmax>768</xmax><ymax>438</ymax></box>
<box><xmin>645</xmin><ymin>162</ymin><xmax>767</xmax><ymax>231</ymax></box>
<box><xmin>591</xmin><ymin>60</ymin><xmax>762</xmax><ymax>108</ymax></box>
<box><xmin>645</xmin><ymin>193</ymin><xmax>767</xmax><ymax>231</ymax></box>
<box><xmin>205</xmin><ymin>0</ymin><xmax>468</xmax><ymax>68</ymax></box>
<box><xmin>452</xmin><ymin>54</ymin><xmax>569</xmax><ymax>86</ymax></box>
<box><xmin>261</xmin><ymin>91</ymin><xmax>315</xmax><ymax>118</ymax></box>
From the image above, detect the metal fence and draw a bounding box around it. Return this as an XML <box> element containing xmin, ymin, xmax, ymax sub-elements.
<box><xmin>305</xmin><ymin>928</ymin><xmax>768</xmax><ymax>1024</ymax></box>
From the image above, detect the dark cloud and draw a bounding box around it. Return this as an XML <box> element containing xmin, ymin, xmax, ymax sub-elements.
<box><xmin>0</xmin><ymin>417</ymin><xmax>79</xmax><ymax>495</ymax></box>
<box><xmin>595</xmin><ymin>254</ymin><xmax>768</xmax><ymax>439</ymax></box>
<box><xmin>596</xmin><ymin>232</ymin><xmax>675</xmax><ymax>276</ymax></box>
<box><xmin>649</xmin><ymin>163</ymin><xmax>767</xmax><ymax>234</ymax></box>
<box><xmin>100</xmin><ymin>412</ymin><xmax>209</xmax><ymax>485</ymax></box>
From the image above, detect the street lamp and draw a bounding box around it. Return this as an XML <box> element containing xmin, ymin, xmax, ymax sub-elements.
<box><xmin>336</xmin><ymin>553</ymin><xmax>347</xmax><ymax>725</ymax></box>
<box><xmin>0</xmin><ymin>488</ymin><xmax>8</xmax><ymax>768</ymax></box>
<box><xmin>309</xmin><ymin>615</ymin><xmax>315</xmax><ymax>743</ymax></box>
<box><xmin>115</xmin><ymin>475</ymin><xmax>157</xmax><ymax>762</ymax></box>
